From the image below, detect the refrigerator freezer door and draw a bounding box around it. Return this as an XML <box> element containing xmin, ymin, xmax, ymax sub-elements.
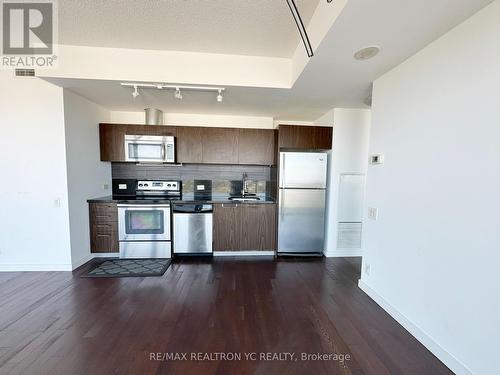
<box><xmin>278</xmin><ymin>188</ymin><xmax>326</xmax><ymax>253</ymax></box>
<box><xmin>279</xmin><ymin>152</ymin><xmax>328</xmax><ymax>189</ymax></box>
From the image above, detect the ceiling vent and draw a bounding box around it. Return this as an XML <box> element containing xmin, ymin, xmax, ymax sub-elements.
<box><xmin>15</xmin><ymin>68</ymin><xmax>36</xmax><ymax>77</ymax></box>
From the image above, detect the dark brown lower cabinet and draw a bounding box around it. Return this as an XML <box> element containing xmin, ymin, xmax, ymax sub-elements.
<box><xmin>89</xmin><ymin>203</ymin><xmax>119</xmax><ymax>253</ymax></box>
<box><xmin>213</xmin><ymin>203</ymin><xmax>276</xmax><ymax>251</ymax></box>
<box><xmin>240</xmin><ymin>204</ymin><xmax>276</xmax><ymax>251</ymax></box>
<box><xmin>213</xmin><ymin>203</ymin><xmax>241</xmax><ymax>251</ymax></box>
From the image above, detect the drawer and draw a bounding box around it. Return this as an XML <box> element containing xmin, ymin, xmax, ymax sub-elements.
<box><xmin>93</xmin><ymin>213</ymin><xmax>117</xmax><ymax>223</ymax></box>
<box><xmin>93</xmin><ymin>203</ymin><xmax>116</xmax><ymax>212</ymax></box>
<box><xmin>90</xmin><ymin>203</ymin><xmax>118</xmax><ymax>223</ymax></box>
<box><xmin>92</xmin><ymin>222</ymin><xmax>116</xmax><ymax>235</ymax></box>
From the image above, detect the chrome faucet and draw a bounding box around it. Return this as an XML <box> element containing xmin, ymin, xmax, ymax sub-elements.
<box><xmin>242</xmin><ymin>172</ymin><xmax>248</xmax><ymax>196</ymax></box>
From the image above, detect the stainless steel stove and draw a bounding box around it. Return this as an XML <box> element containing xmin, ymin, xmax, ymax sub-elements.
<box><xmin>117</xmin><ymin>180</ymin><xmax>181</xmax><ymax>259</ymax></box>
<box><xmin>135</xmin><ymin>180</ymin><xmax>181</xmax><ymax>200</ymax></box>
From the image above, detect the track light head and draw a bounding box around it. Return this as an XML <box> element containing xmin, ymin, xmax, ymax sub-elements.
<box><xmin>174</xmin><ymin>88</ymin><xmax>183</xmax><ymax>100</ymax></box>
<box><xmin>132</xmin><ymin>85</ymin><xmax>139</xmax><ymax>99</ymax></box>
<box><xmin>122</xmin><ymin>83</ymin><xmax>226</xmax><ymax>102</ymax></box>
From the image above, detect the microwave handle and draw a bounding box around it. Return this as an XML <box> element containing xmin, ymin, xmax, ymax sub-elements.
<box><xmin>161</xmin><ymin>143</ymin><xmax>166</xmax><ymax>161</ymax></box>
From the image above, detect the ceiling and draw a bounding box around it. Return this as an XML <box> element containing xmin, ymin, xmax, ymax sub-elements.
<box><xmin>49</xmin><ymin>0</ymin><xmax>493</xmax><ymax>121</ymax></box>
<box><xmin>58</xmin><ymin>0</ymin><xmax>319</xmax><ymax>58</ymax></box>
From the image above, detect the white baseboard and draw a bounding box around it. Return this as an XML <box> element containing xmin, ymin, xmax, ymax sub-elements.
<box><xmin>324</xmin><ymin>248</ymin><xmax>363</xmax><ymax>257</ymax></box>
<box><xmin>213</xmin><ymin>251</ymin><xmax>275</xmax><ymax>257</ymax></box>
<box><xmin>358</xmin><ymin>280</ymin><xmax>473</xmax><ymax>375</ymax></box>
<box><xmin>72</xmin><ymin>254</ymin><xmax>93</xmax><ymax>270</ymax></box>
<box><xmin>91</xmin><ymin>253</ymin><xmax>119</xmax><ymax>258</ymax></box>
<box><xmin>0</xmin><ymin>264</ymin><xmax>73</xmax><ymax>272</ymax></box>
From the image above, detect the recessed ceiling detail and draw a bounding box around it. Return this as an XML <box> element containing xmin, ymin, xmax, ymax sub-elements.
<box><xmin>45</xmin><ymin>0</ymin><xmax>494</xmax><ymax>121</ymax></box>
<box><xmin>58</xmin><ymin>0</ymin><xmax>320</xmax><ymax>58</ymax></box>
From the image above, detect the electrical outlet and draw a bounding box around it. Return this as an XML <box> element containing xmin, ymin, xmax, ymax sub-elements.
<box><xmin>53</xmin><ymin>198</ymin><xmax>61</xmax><ymax>208</ymax></box>
<box><xmin>368</xmin><ymin>207</ymin><xmax>378</xmax><ymax>220</ymax></box>
<box><xmin>364</xmin><ymin>263</ymin><xmax>371</xmax><ymax>276</ymax></box>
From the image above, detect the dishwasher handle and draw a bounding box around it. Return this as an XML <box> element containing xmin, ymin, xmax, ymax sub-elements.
<box><xmin>173</xmin><ymin>204</ymin><xmax>213</xmax><ymax>213</ymax></box>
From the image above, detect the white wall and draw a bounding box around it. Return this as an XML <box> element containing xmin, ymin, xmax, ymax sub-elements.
<box><xmin>64</xmin><ymin>90</ymin><xmax>111</xmax><ymax>269</ymax></box>
<box><xmin>360</xmin><ymin>2</ymin><xmax>500</xmax><ymax>374</ymax></box>
<box><xmin>0</xmin><ymin>72</ymin><xmax>72</xmax><ymax>271</ymax></box>
<box><xmin>110</xmin><ymin>111</ymin><xmax>275</xmax><ymax>129</ymax></box>
<box><xmin>39</xmin><ymin>45</ymin><xmax>291</xmax><ymax>89</ymax></box>
<box><xmin>323</xmin><ymin>108</ymin><xmax>371</xmax><ymax>257</ymax></box>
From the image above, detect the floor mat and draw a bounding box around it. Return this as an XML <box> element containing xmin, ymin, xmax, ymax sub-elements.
<box><xmin>82</xmin><ymin>258</ymin><xmax>171</xmax><ymax>277</ymax></box>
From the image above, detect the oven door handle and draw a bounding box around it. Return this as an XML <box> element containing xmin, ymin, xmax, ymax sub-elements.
<box><xmin>117</xmin><ymin>204</ymin><xmax>170</xmax><ymax>210</ymax></box>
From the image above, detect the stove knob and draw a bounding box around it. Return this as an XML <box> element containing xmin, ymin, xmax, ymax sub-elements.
<box><xmin>138</xmin><ymin>184</ymin><xmax>143</xmax><ymax>187</ymax></box>
<box><xmin>144</xmin><ymin>183</ymin><xmax>149</xmax><ymax>187</ymax></box>
<box><xmin>167</xmin><ymin>184</ymin><xmax>171</xmax><ymax>187</ymax></box>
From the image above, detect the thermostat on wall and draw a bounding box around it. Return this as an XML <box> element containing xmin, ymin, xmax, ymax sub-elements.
<box><xmin>370</xmin><ymin>154</ymin><xmax>384</xmax><ymax>165</ymax></box>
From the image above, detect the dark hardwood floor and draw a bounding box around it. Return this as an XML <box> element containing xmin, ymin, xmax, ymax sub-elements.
<box><xmin>0</xmin><ymin>257</ymin><xmax>452</xmax><ymax>375</ymax></box>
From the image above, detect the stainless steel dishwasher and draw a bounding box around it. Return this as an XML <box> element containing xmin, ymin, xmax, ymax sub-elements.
<box><xmin>172</xmin><ymin>204</ymin><xmax>213</xmax><ymax>255</ymax></box>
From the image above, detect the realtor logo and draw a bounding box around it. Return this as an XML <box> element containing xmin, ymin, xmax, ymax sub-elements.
<box><xmin>1</xmin><ymin>0</ymin><xmax>57</xmax><ymax>68</ymax></box>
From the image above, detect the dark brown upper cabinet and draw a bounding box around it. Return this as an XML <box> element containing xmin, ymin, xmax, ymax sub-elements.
<box><xmin>99</xmin><ymin>123</ymin><xmax>277</xmax><ymax>165</ymax></box>
<box><xmin>278</xmin><ymin>125</ymin><xmax>332</xmax><ymax>150</ymax></box>
<box><xmin>238</xmin><ymin>129</ymin><xmax>276</xmax><ymax>165</ymax></box>
<box><xmin>202</xmin><ymin>127</ymin><xmax>239</xmax><ymax>164</ymax></box>
<box><xmin>99</xmin><ymin>124</ymin><xmax>126</xmax><ymax>161</ymax></box>
<box><xmin>99</xmin><ymin>123</ymin><xmax>176</xmax><ymax>162</ymax></box>
<box><xmin>177</xmin><ymin>126</ymin><xmax>203</xmax><ymax>163</ymax></box>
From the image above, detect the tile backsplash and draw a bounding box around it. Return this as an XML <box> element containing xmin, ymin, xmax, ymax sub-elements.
<box><xmin>112</xmin><ymin>163</ymin><xmax>271</xmax><ymax>181</ymax></box>
<box><xmin>111</xmin><ymin>163</ymin><xmax>273</xmax><ymax>197</ymax></box>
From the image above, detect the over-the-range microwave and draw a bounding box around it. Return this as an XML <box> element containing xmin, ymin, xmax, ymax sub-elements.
<box><xmin>124</xmin><ymin>134</ymin><xmax>175</xmax><ymax>163</ymax></box>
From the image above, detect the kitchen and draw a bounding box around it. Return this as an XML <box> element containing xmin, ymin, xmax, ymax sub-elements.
<box><xmin>87</xmin><ymin>109</ymin><xmax>334</xmax><ymax>273</ymax></box>
<box><xmin>3</xmin><ymin>0</ymin><xmax>493</xmax><ymax>373</ymax></box>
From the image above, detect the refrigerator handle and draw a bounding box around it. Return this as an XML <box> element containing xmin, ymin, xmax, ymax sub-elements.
<box><xmin>279</xmin><ymin>190</ymin><xmax>284</xmax><ymax>220</ymax></box>
<box><xmin>279</xmin><ymin>153</ymin><xmax>285</xmax><ymax>187</ymax></box>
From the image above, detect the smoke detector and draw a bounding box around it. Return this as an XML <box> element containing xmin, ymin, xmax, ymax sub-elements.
<box><xmin>354</xmin><ymin>46</ymin><xmax>380</xmax><ymax>61</ymax></box>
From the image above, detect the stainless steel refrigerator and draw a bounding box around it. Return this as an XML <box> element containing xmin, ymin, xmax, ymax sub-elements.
<box><xmin>278</xmin><ymin>151</ymin><xmax>328</xmax><ymax>255</ymax></box>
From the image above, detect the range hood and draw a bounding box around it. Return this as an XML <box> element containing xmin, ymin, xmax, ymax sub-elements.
<box><xmin>144</xmin><ymin>108</ymin><xmax>163</xmax><ymax>125</ymax></box>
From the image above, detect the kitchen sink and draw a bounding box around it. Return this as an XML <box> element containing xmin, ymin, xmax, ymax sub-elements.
<box><xmin>228</xmin><ymin>196</ymin><xmax>261</xmax><ymax>202</ymax></box>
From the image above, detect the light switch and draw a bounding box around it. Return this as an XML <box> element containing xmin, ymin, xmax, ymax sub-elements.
<box><xmin>368</xmin><ymin>207</ymin><xmax>378</xmax><ymax>220</ymax></box>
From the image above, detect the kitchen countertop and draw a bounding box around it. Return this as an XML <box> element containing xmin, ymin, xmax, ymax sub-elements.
<box><xmin>87</xmin><ymin>195</ymin><xmax>276</xmax><ymax>205</ymax></box>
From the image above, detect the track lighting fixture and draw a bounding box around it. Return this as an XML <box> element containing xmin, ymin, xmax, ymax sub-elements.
<box><xmin>132</xmin><ymin>85</ymin><xmax>139</xmax><ymax>98</ymax></box>
<box><xmin>121</xmin><ymin>83</ymin><xmax>226</xmax><ymax>102</ymax></box>
<box><xmin>174</xmin><ymin>88</ymin><xmax>183</xmax><ymax>100</ymax></box>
